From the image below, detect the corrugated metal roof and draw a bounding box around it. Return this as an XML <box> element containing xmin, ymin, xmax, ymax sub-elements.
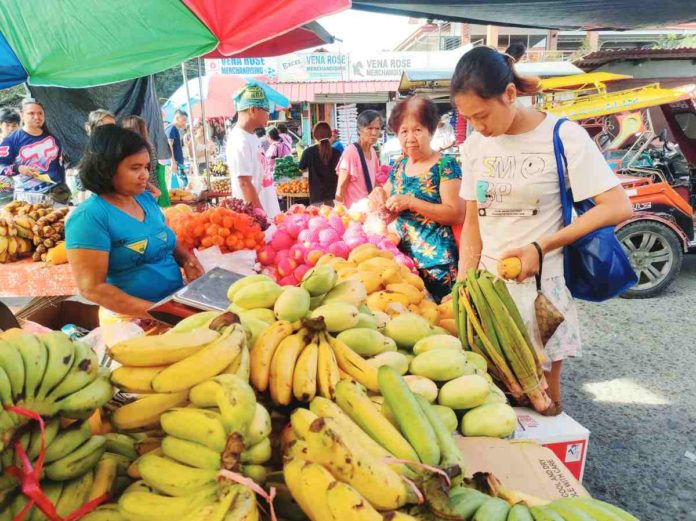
<box><xmin>576</xmin><ymin>47</ymin><xmax>696</xmax><ymax>68</ymax></box>
<box><xmin>268</xmin><ymin>80</ymin><xmax>400</xmax><ymax>102</ymax></box>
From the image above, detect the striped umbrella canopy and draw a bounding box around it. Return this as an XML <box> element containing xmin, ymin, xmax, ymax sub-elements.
<box><xmin>0</xmin><ymin>0</ymin><xmax>347</xmax><ymax>88</ymax></box>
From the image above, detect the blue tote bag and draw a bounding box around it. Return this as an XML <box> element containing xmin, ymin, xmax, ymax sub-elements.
<box><xmin>553</xmin><ymin>119</ymin><xmax>637</xmax><ymax>302</ymax></box>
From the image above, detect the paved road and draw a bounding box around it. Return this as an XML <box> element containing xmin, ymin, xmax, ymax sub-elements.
<box><xmin>566</xmin><ymin>255</ymin><xmax>696</xmax><ymax>521</ymax></box>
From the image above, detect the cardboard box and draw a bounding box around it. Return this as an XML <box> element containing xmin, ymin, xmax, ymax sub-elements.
<box><xmin>513</xmin><ymin>408</ymin><xmax>590</xmax><ymax>482</ymax></box>
<box><xmin>457</xmin><ymin>437</ymin><xmax>590</xmax><ymax>501</ymax></box>
<box><xmin>17</xmin><ymin>298</ymin><xmax>99</xmax><ymax>332</ymax></box>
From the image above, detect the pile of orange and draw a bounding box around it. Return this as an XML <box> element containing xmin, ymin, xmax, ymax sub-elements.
<box><xmin>169</xmin><ymin>206</ymin><xmax>266</xmax><ymax>252</ymax></box>
<box><xmin>277</xmin><ymin>178</ymin><xmax>309</xmax><ymax>195</ymax></box>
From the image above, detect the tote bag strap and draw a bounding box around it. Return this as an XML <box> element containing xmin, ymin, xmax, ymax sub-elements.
<box><xmin>552</xmin><ymin>118</ymin><xmax>574</xmax><ymax>227</ymax></box>
<box><xmin>353</xmin><ymin>142</ymin><xmax>374</xmax><ymax>193</ymax></box>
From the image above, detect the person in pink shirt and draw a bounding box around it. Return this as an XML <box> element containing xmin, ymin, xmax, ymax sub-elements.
<box><xmin>335</xmin><ymin>110</ymin><xmax>382</xmax><ymax>208</ymax></box>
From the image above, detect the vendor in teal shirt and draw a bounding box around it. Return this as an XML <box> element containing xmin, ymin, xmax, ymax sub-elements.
<box><xmin>66</xmin><ymin>125</ymin><xmax>204</xmax><ymax>322</ymax></box>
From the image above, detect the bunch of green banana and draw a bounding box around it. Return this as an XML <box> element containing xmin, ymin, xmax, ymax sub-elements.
<box><xmin>0</xmin><ymin>330</ymin><xmax>110</xmax><ymax>452</ymax></box>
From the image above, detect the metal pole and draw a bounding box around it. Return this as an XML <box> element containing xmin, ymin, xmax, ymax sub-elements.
<box><xmin>197</xmin><ymin>57</ymin><xmax>211</xmax><ymax>191</ymax></box>
<box><xmin>181</xmin><ymin>61</ymin><xmax>199</xmax><ymax>181</ymax></box>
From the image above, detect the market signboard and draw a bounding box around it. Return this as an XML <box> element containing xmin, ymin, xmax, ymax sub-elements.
<box><xmin>205</xmin><ymin>57</ymin><xmax>277</xmax><ymax>78</ymax></box>
<box><xmin>277</xmin><ymin>53</ymin><xmax>349</xmax><ymax>82</ymax></box>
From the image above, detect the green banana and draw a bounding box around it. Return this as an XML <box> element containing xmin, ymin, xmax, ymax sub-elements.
<box><xmin>0</xmin><ymin>366</ymin><xmax>13</xmax><ymax>406</ymax></box>
<box><xmin>0</xmin><ymin>338</ymin><xmax>25</xmax><ymax>401</ymax></box>
<box><xmin>161</xmin><ymin>436</ymin><xmax>221</xmax><ymax>470</ymax></box>
<box><xmin>11</xmin><ymin>332</ymin><xmax>47</xmax><ymax>400</ymax></box>
<box><xmin>529</xmin><ymin>506</ymin><xmax>567</xmax><ymax>521</ymax></box>
<box><xmin>189</xmin><ymin>374</ymin><xmax>256</xmax><ymax>438</ymax></box>
<box><xmin>507</xmin><ymin>503</ymin><xmax>536</xmax><ymax>521</ymax></box>
<box><xmin>138</xmin><ymin>453</ymin><xmax>218</xmax><ymax>497</ymax></box>
<box><xmin>117</xmin><ymin>485</ymin><xmax>217</xmax><ymax>521</ymax></box>
<box><xmin>44</xmin><ymin>420</ymin><xmax>93</xmax><ymax>463</ymax></box>
<box><xmin>552</xmin><ymin>498</ymin><xmax>639</xmax><ymax>521</ymax></box>
<box><xmin>451</xmin><ymin>488</ymin><xmax>489</xmax><ymax>520</ymax></box>
<box><xmin>240</xmin><ymin>464</ymin><xmax>267</xmax><ymax>485</ymax></box>
<box><xmin>48</xmin><ymin>341</ymin><xmax>99</xmax><ymax>401</ymax></box>
<box><xmin>473</xmin><ymin>497</ymin><xmax>510</xmax><ymax>521</ymax></box>
<box><xmin>55</xmin><ymin>471</ymin><xmax>94</xmax><ymax>517</ymax></box>
<box><xmin>101</xmin><ymin>452</ymin><xmax>132</xmax><ymax>476</ymax></box>
<box><xmin>378</xmin><ymin>365</ymin><xmax>440</xmax><ymax>466</ymax></box>
<box><xmin>36</xmin><ymin>332</ymin><xmax>75</xmax><ymax>400</ymax></box>
<box><xmin>544</xmin><ymin>503</ymin><xmax>595</xmax><ymax>521</ymax></box>
<box><xmin>414</xmin><ymin>394</ymin><xmax>466</xmax><ymax>476</ymax></box>
<box><xmin>56</xmin><ymin>376</ymin><xmax>113</xmax><ymax>419</ymax></box>
<box><xmin>160</xmin><ymin>408</ymin><xmax>228</xmax><ymax>453</ymax></box>
<box><xmin>111</xmin><ymin>476</ymin><xmax>132</xmax><ymax>498</ymax></box>
<box><xmin>240</xmin><ymin>437</ymin><xmax>271</xmax><ymax>464</ymax></box>
<box><xmin>28</xmin><ymin>479</ymin><xmax>63</xmax><ymax>521</ymax></box>
<box><xmin>26</xmin><ymin>417</ymin><xmax>61</xmax><ymax>460</ymax></box>
<box><xmin>103</xmin><ymin>433</ymin><xmax>138</xmax><ymax>461</ymax></box>
<box><xmin>44</xmin><ymin>435</ymin><xmax>106</xmax><ymax>481</ymax></box>
<box><xmin>245</xmin><ymin>403</ymin><xmax>271</xmax><ymax>447</ymax></box>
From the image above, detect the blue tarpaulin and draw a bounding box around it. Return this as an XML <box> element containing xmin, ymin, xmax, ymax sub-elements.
<box><xmin>0</xmin><ymin>33</ymin><xmax>27</xmax><ymax>89</ymax></box>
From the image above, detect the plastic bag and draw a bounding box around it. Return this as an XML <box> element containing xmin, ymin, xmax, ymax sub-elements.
<box><xmin>194</xmin><ymin>246</ymin><xmax>257</xmax><ymax>275</ymax></box>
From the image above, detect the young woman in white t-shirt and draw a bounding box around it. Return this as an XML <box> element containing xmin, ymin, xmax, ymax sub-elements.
<box><xmin>452</xmin><ymin>46</ymin><xmax>633</xmax><ymax>413</ymax></box>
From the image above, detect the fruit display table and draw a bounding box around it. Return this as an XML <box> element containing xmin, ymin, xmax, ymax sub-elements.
<box><xmin>0</xmin><ymin>258</ymin><xmax>76</xmax><ymax>297</ymax></box>
<box><xmin>277</xmin><ymin>192</ymin><xmax>310</xmax><ymax>211</ymax></box>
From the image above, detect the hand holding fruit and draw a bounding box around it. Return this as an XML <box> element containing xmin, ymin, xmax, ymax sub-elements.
<box><xmin>385</xmin><ymin>194</ymin><xmax>413</xmax><ymax>213</ymax></box>
<box><xmin>368</xmin><ymin>186</ymin><xmax>387</xmax><ymax>211</ymax></box>
<box><xmin>498</xmin><ymin>243</ymin><xmax>540</xmax><ymax>282</ymax></box>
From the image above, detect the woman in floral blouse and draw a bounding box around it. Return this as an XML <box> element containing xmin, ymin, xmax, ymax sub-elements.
<box><xmin>369</xmin><ymin>95</ymin><xmax>464</xmax><ymax>302</ymax></box>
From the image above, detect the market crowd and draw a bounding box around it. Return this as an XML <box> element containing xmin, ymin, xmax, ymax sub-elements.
<box><xmin>0</xmin><ymin>44</ymin><xmax>633</xmax><ymax>409</ymax></box>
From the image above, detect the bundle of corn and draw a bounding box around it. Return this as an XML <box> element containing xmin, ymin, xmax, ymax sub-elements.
<box><xmin>452</xmin><ymin>269</ymin><xmax>554</xmax><ymax>414</ymax></box>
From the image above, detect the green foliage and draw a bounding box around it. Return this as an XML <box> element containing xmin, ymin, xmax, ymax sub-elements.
<box><xmin>0</xmin><ymin>84</ymin><xmax>26</xmax><ymax>109</ymax></box>
<box><xmin>652</xmin><ymin>33</ymin><xmax>696</xmax><ymax>49</ymax></box>
<box><xmin>153</xmin><ymin>61</ymin><xmax>201</xmax><ymax>104</ymax></box>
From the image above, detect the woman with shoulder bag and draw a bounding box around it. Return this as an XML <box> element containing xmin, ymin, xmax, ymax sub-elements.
<box><xmin>453</xmin><ymin>47</ymin><xmax>633</xmax><ymax>412</ymax></box>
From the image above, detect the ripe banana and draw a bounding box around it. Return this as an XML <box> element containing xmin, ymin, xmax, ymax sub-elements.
<box><xmin>283</xmin><ymin>458</ymin><xmax>313</xmax><ymax>517</ymax></box>
<box><xmin>36</xmin><ymin>332</ymin><xmax>75</xmax><ymax>399</ymax></box>
<box><xmin>189</xmin><ymin>374</ymin><xmax>256</xmax><ymax>437</ymax></box>
<box><xmin>249</xmin><ymin>320</ymin><xmax>294</xmax><ymax>392</ymax></box>
<box><xmin>326</xmin><ymin>481</ymin><xmax>382</xmax><ymax>521</ymax></box>
<box><xmin>78</xmin><ymin>504</ymin><xmax>127</xmax><ymax>521</ymax></box>
<box><xmin>245</xmin><ymin>403</ymin><xmax>272</xmax><ymax>447</ymax></box>
<box><xmin>44</xmin><ymin>435</ymin><xmax>106</xmax><ymax>481</ymax></box>
<box><xmin>240</xmin><ymin>437</ymin><xmax>271</xmax><ymax>465</ymax></box>
<box><xmin>44</xmin><ymin>420</ymin><xmax>93</xmax><ymax>463</ymax></box>
<box><xmin>161</xmin><ymin>436</ymin><xmax>220</xmax><ymax>470</ymax></box>
<box><xmin>151</xmin><ymin>324</ymin><xmax>245</xmax><ymax>392</ymax></box>
<box><xmin>10</xmin><ymin>331</ymin><xmax>47</xmax><ymax>399</ymax></box>
<box><xmin>88</xmin><ymin>455</ymin><xmax>119</xmax><ymax>501</ymax></box>
<box><xmin>108</xmin><ymin>328</ymin><xmax>220</xmax><ymax>367</ymax></box>
<box><xmin>110</xmin><ymin>390</ymin><xmax>188</xmax><ymax>431</ymax></box>
<box><xmin>0</xmin><ymin>338</ymin><xmax>25</xmax><ymax>401</ymax></box>
<box><xmin>224</xmin><ymin>345</ymin><xmax>250</xmax><ymax>382</ymax></box>
<box><xmin>316</xmin><ymin>333</ymin><xmax>339</xmax><ymax>400</ymax></box>
<box><xmin>48</xmin><ymin>341</ymin><xmax>99</xmax><ymax>401</ymax></box>
<box><xmin>223</xmin><ymin>484</ymin><xmax>258</xmax><ymax>521</ymax></box>
<box><xmin>328</xmin><ymin>335</ymin><xmax>379</xmax><ymax>392</ymax></box>
<box><xmin>298</xmin><ymin>462</ymin><xmax>335</xmax><ymax>521</ymax></box>
<box><xmin>160</xmin><ymin>408</ymin><xmax>228</xmax><ymax>453</ymax></box>
<box><xmin>269</xmin><ymin>329</ymin><xmax>310</xmax><ymax>406</ymax></box>
<box><xmin>110</xmin><ymin>365</ymin><xmax>165</xmax><ymax>393</ymax></box>
<box><xmin>378</xmin><ymin>366</ymin><xmax>439</xmax><ymax>466</ymax></box>
<box><xmin>117</xmin><ymin>485</ymin><xmax>217</xmax><ymax>521</ymax></box>
<box><xmin>296</xmin><ymin>414</ymin><xmax>411</xmax><ymax>511</ymax></box>
<box><xmin>309</xmin><ymin>397</ymin><xmax>412</xmax><ymax>477</ymax></box>
<box><xmin>56</xmin><ymin>376</ymin><xmax>113</xmax><ymax>419</ymax></box>
<box><xmin>138</xmin><ymin>453</ymin><xmax>217</xmax><ymax>497</ymax></box>
<box><xmin>334</xmin><ymin>380</ymin><xmax>418</xmax><ymax>462</ymax></box>
<box><xmin>103</xmin><ymin>433</ymin><xmax>138</xmax><ymax>460</ymax></box>
<box><xmin>292</xmin><ymin>337</ymin><xmax>318</xmax><ymax>402</ymax></box>
<box><xmin>180</xmin><ymin>484</ymin><xmax>239</xmax><ymax>521</ymax></box>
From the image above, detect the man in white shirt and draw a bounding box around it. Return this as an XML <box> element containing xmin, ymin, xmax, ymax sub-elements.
<box><xmin>226</xmin><ymin>83</ymin><xmax>280</xmax><ymax>218</ymax></box>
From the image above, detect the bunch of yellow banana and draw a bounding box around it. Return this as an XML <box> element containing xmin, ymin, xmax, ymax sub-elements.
<box><xmin>0</xmin><ymin>329</ymin><xmax>111</xmax><ymax>450</ymax></box>
<box><xmin>250</xmin><ymin>318</ymin><xmax>382</xmax><ymax>404</ymax></box>
<box><xmin>112</xmin><ymin>375</ymin><xmax>267</xmax><ymax>521</ymax></box>
<box><xmin>108</xmin><ymin>313</ymin><xmax>249</xmax><ymax>432</ymax></box>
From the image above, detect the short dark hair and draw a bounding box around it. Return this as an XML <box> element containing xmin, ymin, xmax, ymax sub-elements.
<box><xmin>451</xmin><ymin>46</ymin><xmax>539</xmax><ymax>100</ymax></box>
<box><xmin>388</xmin><ymin>95</ymin><xmax>439</xmax><ymax>135</ymax></box>
<box><xmin>357</xmin><ymin>110</ymin><xmax>382</xmax><ymax>132</ymax></box>
<box><xmin>79</xmin><ymin>125</ymin><xmax>150</xmax><ymax>195</ymax></box>
<box><xmin>254</xmin><ymin>127</ymin><xmax>266</xmax><ymax>138</ymax></box>
<box><xmin>175</xmin><ymin>109</ymin><xmax>188</xmax><ymax>118</ymax></box>
<box><xmin>0</xmin><ymin>108</ymin><xmax>20</xmax><ymax>125</ymax></box>
<box><xmin>277</xmin><ymin>123</ymin><xmax>288</xmax><ymax>133</ymax></box>
<box><xmin>268</xmin><ymin>127</ymin><xmax>281</xmax><ymax>141</ymax></box>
